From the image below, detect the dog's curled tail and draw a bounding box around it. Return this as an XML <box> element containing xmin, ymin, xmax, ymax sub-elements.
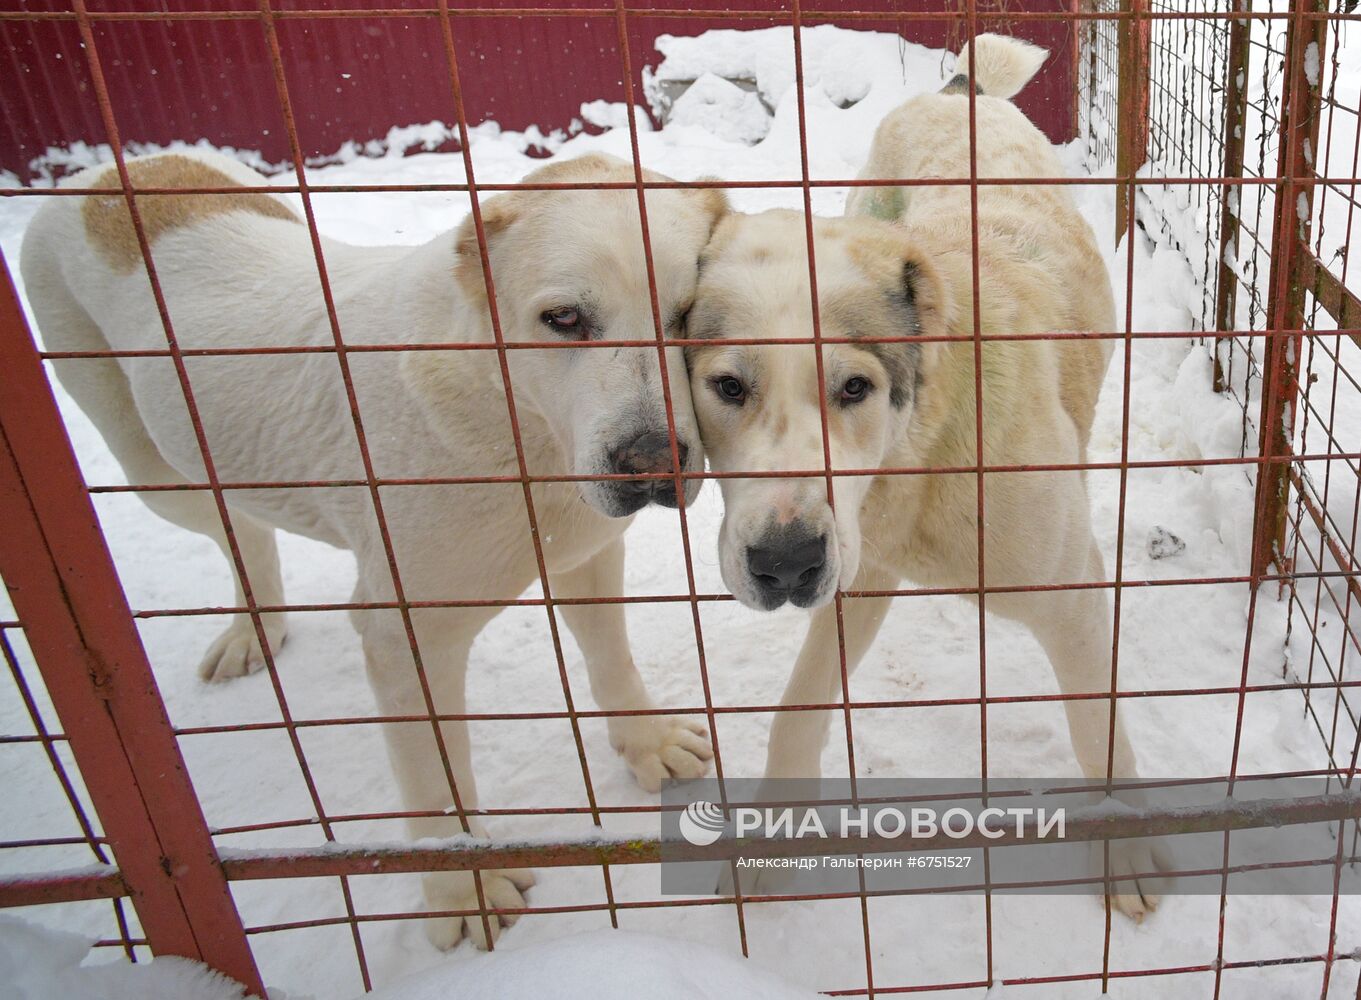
<box><xmin>948</xmin><ymin>33</ymin><xmax>1048</xmax><ymax>100</ymax></box>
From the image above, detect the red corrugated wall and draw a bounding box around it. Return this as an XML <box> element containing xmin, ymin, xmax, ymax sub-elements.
<box><xmin>1</xmin><ymin>1</ymin><xmax>1078</xmax><ymax>183</ymax></box>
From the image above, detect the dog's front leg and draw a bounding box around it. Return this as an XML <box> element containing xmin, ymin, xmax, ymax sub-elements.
<box><xmin>718</xmin><ymin>565</ymin><xmax>897</xmax><ymax>897</ymax></box>
<box><xmin>555</xmin><ymin>537</ymin><xmax>713</xmax><ymax>791</ymax></box>
<box><xmin>357</xmin><ymin>605</ymin><xmax>534</xmax><ymax>951</ymax></box>
<box><xmin>763</xmin><ymin>565</ymin><xmax>898</xmax><ymax>782</ymax></box>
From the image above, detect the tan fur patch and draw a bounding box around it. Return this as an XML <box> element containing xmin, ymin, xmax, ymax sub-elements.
<box><xmin>83</xmin><ymin>155</ymin><xmax>299</xmax><ymax>272</ymax></box>
<box><xmin>688</xmin><ymin>184</ymin><xmax>730</xmax><ymax>234</ymax></box>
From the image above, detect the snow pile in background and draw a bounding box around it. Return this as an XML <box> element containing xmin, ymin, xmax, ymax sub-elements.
<box><xmin>666</xmin><ymin>74</ymin><xmax>773</xmax><ymax>145</ymax></box>
<box><xmin>643</xmin><ymin>25</ymin><xmax>945</xmax><ymax>171</ymax></box>
<box><xmin>367</xmin><ymin>930</ymin><xmax>818</xmax><ymax>1000</ymax></box>
<box><xmin>578</xmin><ymin>101</ymin><xmax>653</xmax><ymax>134</ymax></box>
<box><xmin>0</xmin><ymin>916</ymin><xmax>250</xmax><ymax>1000</ymax></box>
<box><xmin>645</xmin><ymin>25</ymin><xmax>940</xmax><ymax>120</ymax></box>
<box><xmin>1</xmin><ymin>22</ymin><xmax>1356</xmax><ymax>1000</ymax></box>
<box><xmin>1294</xmin><ymin>27</ymin><xmax>1361</xmax><ymax>588</ymax></box>
<box><xmin>8</xmin><ymin>118</ymin><xmax>570</xmax><ymax>187</ymax></box>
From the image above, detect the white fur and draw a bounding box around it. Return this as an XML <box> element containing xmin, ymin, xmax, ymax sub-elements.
<box><xmin>20</xmin><ymin>150</ymin><xmax>721</xmax><ymax>950</ymax></box>
<box><xmin>692</xmin><ymin>41</ymin><xmax>1169</xmax><ymax>922</ymax></box>
<box><xmin>953</xmin><ymin>32</ymin><xmax>1049</xmax><ymax>100</ymax></box>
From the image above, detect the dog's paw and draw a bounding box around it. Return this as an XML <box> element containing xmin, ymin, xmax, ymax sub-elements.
<box><xmin>1105</xmin><ymin>837</ymin><xmax>1172</xmax><ymax>923</ymax></box>
<box><xmin>198</xmin><ymin>614</ymin><xmax>287</xmax><ymax>683</ymax></box>
<box><xmin>609</xmin><ymin>715</ymin><xmax>714</xmax><ymax>792</ymax></box>
<box><xmin>423</xmin><ymin>869</ymin><xmax>536</xmax><ymax>951</ymax></box>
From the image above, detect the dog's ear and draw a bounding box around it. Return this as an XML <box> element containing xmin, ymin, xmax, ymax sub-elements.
<box><xmin>895</xmin><ymin>247</ymin><xmax>952</xmax><ymax>387</ymax></box>
<box><xmin>898</xmin><ymin>250</ymin><xmax>949</xmax><ymax>338</ymax></box>
<box><xmin>697</xmin><ymin>212</ymin><xmax>743</xmax><ymax>277</ymax></box>
<box><xmin>453</xmin><ymin>193</ymin><xmax>517</xmax><ymax>303</ymax></box>
<box><xmin>846</xmin><ymin>227</ymin><xmax>953</xmax><ymax>406</ymax></box>
<box><xmin>688</xmin><ymin>180</ymin><xmax>730</xmax><ymax>239</ymax></box>
<box><xmin>848</xmin><ymin>228</ymin><xmax>952</xmax><ymax>340</ymax></box>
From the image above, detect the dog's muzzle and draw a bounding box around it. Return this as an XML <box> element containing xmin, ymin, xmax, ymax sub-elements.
<box><xmin>604</xmin><ymin>429</ymin><xmax>689</xmax><ymax>514</ymax></box>
<box><xmin>745</xmin><ymin>526</ymin><xmax>828</xmax><ymax>609</ymax></box>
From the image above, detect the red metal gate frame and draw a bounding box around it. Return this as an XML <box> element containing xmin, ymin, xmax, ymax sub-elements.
<box><xmin>1113</xmin><ymin>0</ymin><xmax>1149</xmax><ymax>244</ymax></box>
<box><xmin>1253</xmin><ymin>0</ymin><xmax>1329</xmax><ymax>584</ymax></box>
<box><xmin>0</xmin><ymin>250</ymin><xmax>265</xmax><ymax>995</ymax></box>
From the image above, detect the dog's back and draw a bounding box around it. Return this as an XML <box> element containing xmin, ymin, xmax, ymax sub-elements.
<box><xmin>19</xmin><ymin>152</ymin><xmax>389</xmax><ymax>522</ymax></box>
<box><xmin>846</xmin><ymin>34</ymin><xmax>1114</xmax><ymax>454</ymax></box>
<box><xmin>17</xmin><ymin>154</ymin><xmax>269</xmax><ymax>491</ymax></box>
<box><xmin>22</xmin><ymin>152</ymin><xmax>316</xmax><ymax>357</ymax></box>
<box><xmin>846</xmin><ymin>34</ymin><xmax>1062</xmax><ymax>222</ymax></box>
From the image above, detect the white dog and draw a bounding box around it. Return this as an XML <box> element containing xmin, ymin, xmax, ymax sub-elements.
<box><xmin>685</xmin><ymin>35</ymin><xmax>1167</xmax><ymax>919</ymax></box>
<box><xmin>21</xmin><ymin>150</ymin><xmax>722</xmax><ymax>947</ymax></box>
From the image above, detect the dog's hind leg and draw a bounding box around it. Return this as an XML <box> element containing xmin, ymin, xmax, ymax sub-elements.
<box><xmin>355</xmin><ymin>603</ymin><xmax>534</xmax><ymax>951</ymax></box>
<box><xmin>187</xmin><ymin>509</ymin><xmax>287</xmax><ymax>682</ymax></box>
<box><xmin>989</xmin><ymin>536</ymin><xmax>1170</xmax><ymax>922</ymax></box>
<box><xmin>31</xmin><ymin>283</ymin><xmax>286</xmax><ymax>682</ymax></box>
<box><xmin>554</xmin><ymin>537</ymin><xmax>714</xmax><ymax>792</ymax></box>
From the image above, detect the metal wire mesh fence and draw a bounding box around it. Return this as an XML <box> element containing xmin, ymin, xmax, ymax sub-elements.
<box><xmin>1078</xmin><ymin>8</ymin><xmax>1361</xmax><ymax>994</ymax></box>
<box><xmin>2</xmin><ymin>1</ymin><xmax>1361</xmax><ymax>997</ymax></box>
<box><xmin>1081</xmin><ymin>0</ymin><xmax>1361</xmax><ymax>814</ymax></box>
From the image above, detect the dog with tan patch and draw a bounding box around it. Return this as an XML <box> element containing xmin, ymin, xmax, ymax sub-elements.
<box><xmin>686</xmin><ymin>35</ymin><xmax>1168</xmax><ymax>918</ymax></box>
<box><xmin>21</xmin><ymin>150</ymin><xmax>722</xmax><ymax>947</ymax></box>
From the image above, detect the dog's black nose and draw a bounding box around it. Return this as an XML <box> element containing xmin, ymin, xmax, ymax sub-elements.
<box><xmin>610</xmin><ymin>431</ymin><xmax>687</xmax><ymax>477</ymax></box>
<box><xmin>603</xmin><ymin>431</ymin><xmax>689</xmax><ymax>513</ymax></box>
<box><xmin>747</xmin><ymin>534</ymin><xmax>826</xmax><ymax>593</ymax></box>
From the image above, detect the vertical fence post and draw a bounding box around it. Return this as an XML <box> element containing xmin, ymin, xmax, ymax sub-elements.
<box><xmin>0</xmin><ymin>250</ymin><xmax>264</xmax><ymax>995</ymax></box>
<box><xmin>1254</xmin><ymin>0</ymin><xmax>1327</xmax><ymax>581</ymax></box>
<box><xmin>1083</xmin><ymin>1</ymin><xmax>1103</xmax><ymax>164</ymax></box>
<box><xmin>1212</xmin><ymin>2</ymin><xmax>1252</xmax><ymax>392</ymax></box>
<box><xmin>1070</xmin><ymin>0</ymin><xmax>1082</xmax><ymax>140</ymax></box>
<box><xmin>1114</xmin><ymin>0</ymin><xmax>1150</xmax><ymax>243</ymax></box>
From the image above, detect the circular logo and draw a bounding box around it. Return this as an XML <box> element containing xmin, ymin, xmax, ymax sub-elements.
<box><xmin>678</xmin><ymin>800</ymin><xmax>727</xmax><ymax>846</ymax></box>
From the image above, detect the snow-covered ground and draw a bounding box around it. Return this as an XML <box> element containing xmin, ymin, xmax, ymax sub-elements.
<box><xmin>2</xmin><ymin>917</ymin><xmax>817</xmax><ymax>1000</ymax></box>
<box><xmin>3</xmin><ymin>23</ymin><xmax>1360</xmax><ymax>1000</ymax></box>
<box><xmin>0</xmin><ymin>916</ymin><xmax>250</xmax><ymax>1000</ymax></box>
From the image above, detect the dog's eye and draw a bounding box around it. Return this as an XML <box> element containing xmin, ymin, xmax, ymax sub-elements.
<box><xmin>840</xmin><ymin>377</ymin><xmax>871</xmax><ymax>404</ymax></box>
<box><xmin>713</xmin><ymin>375</ymin><xmax>748</xmax><ymax>405</ymax></box>
<box><xmin>541</xmin><ymin>307</ymin><xmax>582</xmax><ymax>334</ymax></box>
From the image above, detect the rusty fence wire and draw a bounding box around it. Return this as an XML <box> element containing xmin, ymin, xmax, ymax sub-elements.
<box><xmin>1084</xmin><ymin>7</ymin><xmax>1361</xmax><ymax>996</ymax></box>
<box><xmin>1083</xmin><ymin>0</ymin><xmax>1361</xmax><ymax>795</ymax></box>
<box><xmin>3</xmin><ymin>1</ymin><xmax>1361</xmax><ymax>998</ymax></box>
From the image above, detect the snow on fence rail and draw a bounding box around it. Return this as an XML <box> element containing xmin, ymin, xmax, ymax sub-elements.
<box><xmin>3</xmin><ymin>2</ymin><xmax>1361</xmax><ymax>998</ymax></box>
